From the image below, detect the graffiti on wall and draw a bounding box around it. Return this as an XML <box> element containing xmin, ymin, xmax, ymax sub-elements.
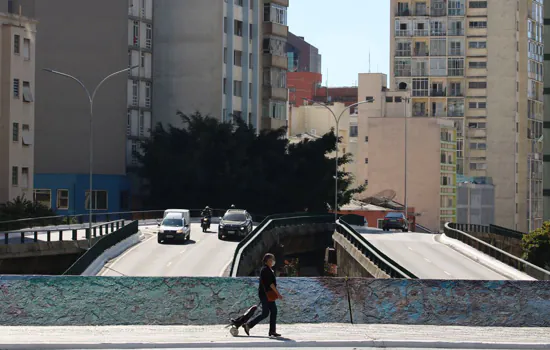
<box><xmin>0</xmin><ymin>276</ymin><xmax>548</xmax><ymax>327</ymax></box>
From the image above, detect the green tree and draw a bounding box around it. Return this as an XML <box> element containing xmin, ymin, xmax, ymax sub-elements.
<box><xmin>522</xmin><ymin>222</ymin><xmax>550</xmax><ymax>270</ymax></box>
<box><xmin>138</xmin><ymin>112</ymin><xmax>363</xmax><ymax>215</ymax></box>
<box><xmin>0</xmin><ymin>196</ymin><xmax>57</xmax><ymax>223</ymax></box>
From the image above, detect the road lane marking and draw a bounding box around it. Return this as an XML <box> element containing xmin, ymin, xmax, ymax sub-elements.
<box><xmin>167</xmin><ymin>262</ymin><xmax>172</xmax><ymax>267</ymax></box>
<box><xmin>444</xmin><ymin>271</ymin><xmax>452</xmax><ymax>276</ymax></box>
<box><xmin>408</xmin><ymin>246</ymin><xmax>414</xmax><ymax>251</ymax></box>
<box><xmin>99</xmin><ymin>232</ymin><xmax>156</xmax><ymax>276</ymax></box>
<box><xmin>180</xmin><ymin>249</ymin><xmax>187</xmax><ymax>254</ymax></box>
<box><xmin>424</xmin><ymin>257</ymin><xmax>432</xmax><ymax>263</ymax></box>
<box><xmin>219</xmin><ymin>258</ymin><xmax>233</xmax><ymax>277</ymax></box>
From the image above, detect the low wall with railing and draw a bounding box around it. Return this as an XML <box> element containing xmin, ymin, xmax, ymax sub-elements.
<box><xmin>0</xmin><ymin>276</ymin><xmax>548</xmax><ymax>327</ymax></box>
<box><xmin>451</xmin><ymin>223</ymin><xmax>524</xmax><ymax>257</ymax></box>
<box><xmin>444</xmin><ymin>223</ymin><xmax>550</xmax><ymax>280</ymax></box>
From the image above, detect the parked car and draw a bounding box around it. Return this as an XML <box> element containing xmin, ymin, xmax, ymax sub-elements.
<box><xmin>158</xmin><ymin>213</ymin><xmax>191</xmax><ymax>243</ymax></box>
<box><xmin>382</xmin><ymin>212</ymin><xmax>409</xmax><ymax>232</ymax></box>
<box><xmin>218</xmin><ymin>209</ymin><xmax>253</xmax><ymax>240</ymax></box>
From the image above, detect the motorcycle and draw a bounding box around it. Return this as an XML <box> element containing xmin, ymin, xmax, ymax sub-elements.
<box><xmin>201</xmin><ymin>217</ymin><xmax>211</xmax><ymax>232</ymax></box>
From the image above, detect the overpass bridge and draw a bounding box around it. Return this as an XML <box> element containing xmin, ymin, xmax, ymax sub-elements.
<box><xmin>1</xmin><ymin>210</ymin><xmax>549</xmax><ymax>281</ymax></box>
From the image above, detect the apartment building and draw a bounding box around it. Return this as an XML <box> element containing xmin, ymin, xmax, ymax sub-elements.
<box><xmin>153</xmin><ymin>0</ymin><xmax>289</xmax><ymax>131</ymax></box>
<box><xmin>4</xmin><ymin>0</ymin><xmax>154</xmax><ymax>214</ymax></box>
<box><xmin>0</xmin><ymin>11</ymin><xmax>36</xmax><ymax>205</ymax></box>
<box><xmin>357</xmin><ymin>73</ymin><xmax>457</xmax><ymax>232</ymax></box>
<box><xmin>544</xmin><ymin>0</ymin><xmax>550</xmax><ymax>222</ymax></box>
<box><xmin>390</xmin><ymin>0</ymin><xmax>543</xmax><ymax>232</ymax></box>
<box><xmin>287</xmin><ymin>32</ymin><xmax>322</xmax><ymax>73</ymax></box>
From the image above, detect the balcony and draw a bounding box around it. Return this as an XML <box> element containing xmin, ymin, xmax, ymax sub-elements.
<box><xmin>448</xmin><ymin>110</ymin><xmax>464</xmax><ymax>117</ymax></box>
<box><xmin>395</xmin><ymin>9</ymin><xmax>411</xmax><ymax>16</ymax></box>
<box><xmin>413</xmin><ymin>110</ymin><xmax>427</xmax><ymax>117</ymax></box>
<box><xmin>411</xmin><ymin>69</ymin><xmax>428</xmax><ymax>77</ymax></box>
<box><xmin>413</xmin><ymin>49</ymin><xmax>429</xmax><ymax>57</ymax></box>
<box><xmin>395</xmin><ymin>69</ymin><xmax>412</xmax><ymax>77</ymax></box>
<box><xmin>448</xmin><ymin>90</ymin><xmax>463</xmax><ymax>97</ymax></box>
<box><xmin>448</xmin><ymin>68</ymin><xmax>464</xmax><ymax>77</ymax></box>
<box><xmin>448</xmin><ymin>29</ymin><xmax>464</xmax><ymax>36</ymax></box>
<box><xmin>268</xmin><ymin>0</ymin><xmax>289</xmax><ymax>6</ymax></box>
<box><xmin>263</xmin><ymin>22</ymin><xmax>288</xmax><ymax>38</ymax></box>
<box><xmin>413</xmin><ymin>29</ymin><xmax>429</xmax><ymax>36</ymax></box>
<box><xmin>395</xmin><ymin>29</ymin><xmax>412</xmax><ymax>37</ymax></box>
<box><xmin>431</xmin><ymin>30</ymin><xmax>447</xmax><ymax>36</ymax></box>
<box><xmin>449</xmin><ymin>49</ymin><xmax>464</xmax><ymax>56</ymax></box>
<box><xmin>395</xmin><ymin>50</ymin><xmax>412</xmax><ymax>57</ymax></box>
<box><xmin>263</xmin><ymin>54</ymin><xmax>288</xmax><ymax>70</ymax></box>
<box><xmin>431</xmin><ymin>89</ymin><xmax>446</xmax><ymax>97</ymax></box>
<box><xmin>263</xmin><ymin>86</ymin><xmax>288</xmax><ymax>101</ymax></box>
<box><xmin>431</xmin><ymin>8</ymin><xmax>447</xmax><ymax>17</ymax></box>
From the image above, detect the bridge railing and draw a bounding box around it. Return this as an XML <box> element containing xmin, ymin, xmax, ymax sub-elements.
<box><xmin>444</xmin><ymin>222</ymin><xmax>550</xmax><ymax>280</ymax></box>
<box><xmin>335</xmin><ymin>219</ymin><xmax>418</xmax><ymax>279</ymax></box>
<box><xmin>2</xmin><ymin>219</ymin><xmax>127</xmax><ymax>244</ymax></box>
<box><xmin>230</xmin><ymin>212</ymin><xmax>334</xmax><ymax>277</ymax></box>
<box><xmin>63</xmin><ymin>220</ymin><xmax>139</xmax><ymax>275</ymax></box>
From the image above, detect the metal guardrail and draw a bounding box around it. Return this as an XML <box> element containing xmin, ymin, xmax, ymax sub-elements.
<box><xmin>452</xmin><ymin>223</ymin><xmax>525</xmax><ymax>239</ymax></box>
<box><xmin>63</xmin><ymin>220</ymin><xmax>139</xmax><ymax>275</ymax></box>
<box><xmin>335</xmin><ymin>220</ymin><xmax>417</xmax><ymax>279</ymax></box>
<box><xmin>444</xmin><ymin>223</ymin><xmax>550</xmax><ymax>280</ymax></box>
<box><xmin>2</xmin><ymin>219</ymin><xmax>126</xmax><ymax>245</ymax></box>
<box><xmin>230</xmin><ymin>212</ymin><xmax>334</xmax><ymax>277</ymax></box>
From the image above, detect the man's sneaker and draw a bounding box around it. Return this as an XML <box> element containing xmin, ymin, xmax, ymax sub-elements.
<box><xmin>269</xmin><ymin>332</ymin><xmax>281</xmax><ymax>337</ymax></box>
<box><xmin>243</xmin><ymin>324</ymin><xmax>250</xmax><ymax>336</ymax></box>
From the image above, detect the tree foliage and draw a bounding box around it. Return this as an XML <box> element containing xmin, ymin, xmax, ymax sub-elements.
<box><xmin>0</xmin><ymin>196</ymin><xmax>56</xmax><ymax>222</ymax></box>
<box><xmin>521</xmin><ymin>221</ymin><xmax>550</xmax><ymax>270</ymax></box>
<box><xmin>138</xmin><ymin>112</ymin><xmax>363</xmax><ymax>215</ymax></box>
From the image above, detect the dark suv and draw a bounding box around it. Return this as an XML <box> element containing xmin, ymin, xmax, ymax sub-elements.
<box><xmin>382</xmin><ymin>212</ymin><xmax>409</xmax><ymax>232</ymax></box>
<box><xmin>218</xmin><ymin>210</ymin><xmax>253</xmax><ymax>240</ymax></box>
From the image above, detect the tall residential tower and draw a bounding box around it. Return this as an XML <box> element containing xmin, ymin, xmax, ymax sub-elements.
<box><xmin>390</xmin><ymin>0</ymin><xmax>544</xmax><ymax>232</ymax></box>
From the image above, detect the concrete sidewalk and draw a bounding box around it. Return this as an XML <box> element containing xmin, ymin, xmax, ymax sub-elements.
<box><xmin>0</xmin><ymin>324</ymin><xmax>549</xmax><ymax>349</ymax></box>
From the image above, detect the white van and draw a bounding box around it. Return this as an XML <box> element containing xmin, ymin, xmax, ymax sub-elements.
<box><xmin>158</xmin><ymin>212</ymin><xmax>190</xmax><ymax>243</ymax></box>
<box><xmin>163</xmin><ymin>209</ymin><xmax>190</xmax><ymax>226</ymax></box>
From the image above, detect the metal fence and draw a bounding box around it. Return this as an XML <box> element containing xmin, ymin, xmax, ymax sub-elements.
<box><xmin>444</xmin><ymin>223</ymin><xmax>550</xmax><ymax>280</ymax></box>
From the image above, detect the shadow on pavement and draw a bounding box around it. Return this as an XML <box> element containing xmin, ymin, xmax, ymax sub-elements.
<box><xmin>158</xmin><ymin>239</ymin><xmax>197</xmax><ymax>246</ymax></box>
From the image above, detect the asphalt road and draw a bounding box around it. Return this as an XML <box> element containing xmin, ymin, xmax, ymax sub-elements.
<box><xmin>99</xmin><ymin>223</ymin><xmax>239</xmax><ymax>277</ymax></box>
<box><xmin>356</xmin><ymin>228</ymin><xmax>507</xmax><ymax>280</ymax></box>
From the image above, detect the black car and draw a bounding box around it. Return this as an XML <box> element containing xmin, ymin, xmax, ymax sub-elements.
<box><xmin>382</xmin><ymin>212</ymin><xmax>409</xmax><ymax>232</ymax></box>
<box><xmin>218</xmin><ymin>210</ymin><xmax>253</xmax><ymax>240</ymax></box>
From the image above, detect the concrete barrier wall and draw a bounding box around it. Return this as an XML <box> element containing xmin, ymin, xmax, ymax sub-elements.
<box><xmin>0</xmin><ymin>276</ymin><xmax>548</xmax><ymax>327</ymax></box>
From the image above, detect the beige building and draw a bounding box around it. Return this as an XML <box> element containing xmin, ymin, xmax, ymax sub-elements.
<box><xmin>153</xmin><ymin>0</ymin><xmax>289</xmax><ymax>132</ymax></box>
<box><xmin>357</xmin><ymin>73</ymin><xmax>457</xmax><ymax>232</ymax></box>
<box><xmin>0</xmin><ymin>12</ymin><xmax>36</xmax><ymax>204</ymax></box>
<box><xmin>390</xmin><ymin>0</ymin><xmax>543</xmax><ymax>232</ymax></box>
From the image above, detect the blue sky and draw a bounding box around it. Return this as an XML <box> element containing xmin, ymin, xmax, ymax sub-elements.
<box><xmin>287</xmin><ymin>1</ymin><xmax>390</xmax><ymax>87</ymax></box>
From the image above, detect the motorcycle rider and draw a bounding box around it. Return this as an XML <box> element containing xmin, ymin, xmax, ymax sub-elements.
<box><xmin>201</xmin><ymin>206</ymin><xmax>213</xmax><ymax>228</ymax></box>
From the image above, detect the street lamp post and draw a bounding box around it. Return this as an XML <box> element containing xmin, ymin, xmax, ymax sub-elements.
<box><xmin>303</xmin><ymin>98</ymin><xmax>375</xmax><ymax>221</ymax></box>
<box><xmin>402</xmin><ymin>97</ymin><xmax>411</xmax><ymax>224</ymax></box>
<box><xmin>44</xmin><ymin>66</ymin><xmax>138</xmax><ymax>248</ymax></box>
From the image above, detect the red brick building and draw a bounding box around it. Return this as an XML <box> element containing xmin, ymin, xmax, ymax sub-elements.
<box><xmin>288</xmin><ymin>72</ymin><xmax>322</xmax><ymax>107</ymax></box>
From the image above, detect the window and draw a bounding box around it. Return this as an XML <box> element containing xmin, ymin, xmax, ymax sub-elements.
<box><xmin>223</xmin><ymin>78</ymin><xmax>227</xmax><ymax>94</ymax></box>
<box><xmin>263</xmin><ymin>37</ymin><xmax>286</xmax><ymax>56</ymax></box>
<box><xmin>132</xmin><ymin>81</ymin><xmax>138</xmax><ymax>106</ymax></box>
<box><xmin>22</xmin><ymin>81</ymin><xmax>33</xmax><ymax>102</ymax></box>
<box><xmin>34</xmin><ymin>189</ymin><xmax>51</xmax><ymax>208</ymax></box>
<box><xmin>14</xmin><ymin>34</ymin><xmax>19</xmax><ymax>54</ymax></box>
<box><xmin>234</xmin><ymin>20</ymin><xmax>243</xmax><ymax>36</ymax></box>
<box><xmin>235</xmin><ymin>0</ymin><xmax>243</xmax><ymax>6</ymax></box>
<box><xmin>469</xmin><ymin>61</ymin><xmax>487</xmax><ymax>69</ymax></box>
<box><xmin>139</xmin><ymin>111</ymin><xmax>145</xmax><ymax>136</ymax></box>
<box><xmin>469</xmin><ymin>101</ymin><xmax>486</xmax><ymax>108</ymax></box>
<box><xmin>249</xmin><ymin>23</ymin><xmax>253</xmax><ymax>41</ymax></box>
<box><xmin>224</xmin><ymin>47</ymin><xmax>227</xmax><ymax>64</ymax></box>
<box><xmin>395</xmin><ymin>96</ymin><xmax>403</xmax><ymax>103</ymax></box>
<box><xmin>12</xmin><ymin>123</ymin><xmax>19</xmax><ymax>142</ymax></box>
<box><xmin>22</xmin><ymin>124</ymin><xmax>31</xmax><ymax>146</ymax></box>
<box><xmin>140</xmin><ymin>52</ymin><xmax>145</xmax><ymax>67</ymax></box>
<box><xmin>469</xmin><ymin>1</ymin><xmax>487</xmax><ymax>8</ymax></box>
<box><xmin>145</xmin><ymin>24</ymin><xmax>152</xmax><ymax>49</ymax></box>
<box><xmin>249</xmin><ymin>53</ymin><xmax>253</xmax><ymax>69</ymax></box>
<box><xmin>13</xmin><ymin>79</ymin><xmax>19</xmax><ymax>98</ymax></box>
<box><xmin>133</xmin><ymin>21</ymin><xmax>139</xmax><ymax>45</ymax></box>
<box><xmin>249</xmin><ymin>82</ymin><xmax>252</xmax><ymax>99</ymax></box>
<box><xmin>224</xmin><ymin>17</ymin><xmax>228</xmax><ymax>34</ymax></box>
<box><xmin>234</xmin><ymin>50</ymin><xmax>242</xmax><ymax>67</ymax></box>
<box><xmin>11</xmin><ymin>166</ymin><xmax>18</xmax><ymax>186</ymax></box>
<box><xmin>350</xmin><ymin>125</ymin><xmax>358</xmax><ymax>137</ymax></box>
<box><xmin>469</xmin><ymin>21</ymin><xmax>487</xmax><ymax>29</ymax></box>
<box><xmin>21</xmin><ymin>168</ymin><xmax>29</xmax><ymax>188</ymax></box>
<box><xmin>145</xmin><ymin>82</ymin><xmax>151</xmax><ymax>108</ymax></box>
<box><xmin>468</xmin><ymin>122</ymin><xmax>486</xmax><ymax>129</ymax></box>
<box><xmin>233</xmin><ymin>80</ymin><xmax>242</xmax><ymax>97</ymax></box>
<box><xmin>85</xmin><ymin>190</ymin><xmax>108</xmax><ymax>210</ymax></box>
<box><xmin>469</xmin><ymin>81</ymin><xmax>487</xmax><ymax>89</ymax></box>
<box><xmin>54</xmin><ymin>189</ymin><xmax>69</xmax><ymax>210</ymax></box>
<box><xmin>365</xmin><ymin>136</ymin><xmax>369</xmax><ymax>142</ymax></box>
<box><xmin>469</xmin><ymin>41</ymin><xmax>486</xmax><ymax>49</ymax></box>
<box><xmin>386</xmin><ymin>96</ymin><xmax>393</xmax><ymax>103</ymax></box>
<box><xmin>365</xmin><ymin>158</ymin><xmax>369</xmax><ymax>164</ymax></box>
<box><xmin>264</xmin><ymin>3</ymin><xmax>287</xmax><ymax>25</ymax></box>
<box><xmin>23</xmin><ymin>38</ymin><xmax>30</xmax><ymax>60</ymax></box>
<box><xmin>470</xmin><ymin>162</ymin><xmax>487</xmax><ymax>170</ymax></box>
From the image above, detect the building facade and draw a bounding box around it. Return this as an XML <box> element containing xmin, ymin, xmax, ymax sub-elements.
<box><xmin>286</xmin><ymin>32</ymin><xmax>321</xmax><ymax>73</ymax></box>
<box><xmin>0</xmin><ymin>11</ymin><xmax>36</xmax><ymax>205</ymax></box>
<box><xmin>5</xmin><ymin>0</ymin><xmax>154</xmax><ymax>214</ymax></box>
<box><xmin>358</xmin><ymin>73</ymin><xmax>457</xmax><ymax>232</ymax></box>
<box><xmin>543</xmin><ymin>0</ymin><xmax>550</xmax><ymax>222</ymax></box>
<box><xmin>153</xmin><ymin>0</ymin><xmax>289</xmax><ymax>132</ymax></box>
<box><xmin>390</xmin><ymin>0</ymin><xmax>543</xmax><ymax>232</ymax></box>
<box><xmin>287</xmin><ymin>71</ymin><xmax>322</xmax><ymax>106</ymax></box>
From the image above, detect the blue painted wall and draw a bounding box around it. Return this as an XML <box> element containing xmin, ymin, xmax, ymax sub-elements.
<box><xmin>34</xmin><ymin>174</ymin><xmax>130</xmax><ymax>215</ymax></box>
